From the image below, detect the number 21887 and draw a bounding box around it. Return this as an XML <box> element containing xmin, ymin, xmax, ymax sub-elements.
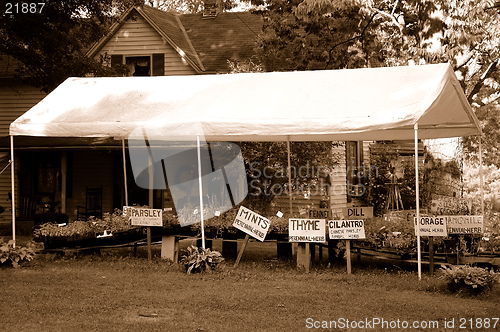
<box><xmin>5</xmin><ymin>2</ymin><xmax>46</xmax><ymax>14</ymax></box>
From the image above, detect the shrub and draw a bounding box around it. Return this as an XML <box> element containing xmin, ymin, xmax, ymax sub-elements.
<box><xmin>440</xmin><ymin>265</ymin><xmax>498</xmax><ymax>295</ymax></box>
<box><xmin>34</xmin><ymin>213</ymin><xmax>69</xmax><ymax>226</ymax></box>
<box><xmin>0</xmin><ymin>238</ymin><xmax>36</xmax><ymax>268</ymax></box>
<box><xmin>34</xmin><ymin>209</ymin><xmax>133</xmax><ymax>239</ymax></box>
<box><xmin>180</xmin><ymin>245</ymin><xmax>225</xmax><ymax>274</ymax></box>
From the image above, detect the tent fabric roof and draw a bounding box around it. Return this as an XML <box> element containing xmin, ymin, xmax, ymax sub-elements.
<box><xmin>9</xmin><ymin>63</ymin><xmax>481</xmax><ymax>142</ymax></box>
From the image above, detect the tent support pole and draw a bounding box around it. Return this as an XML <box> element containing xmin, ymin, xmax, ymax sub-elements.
<box><xmin>142</xmin><ymin>128</ymin><xmax>154</xmax><ymax>261</ymax></box>
<box><xmin>122</xmin><ymin>139</ymin><xmax>128</xmax><ymax>206</ymax></box>
<box><xmin>287</xmin><ymin>136</ymin><xmax>292</xmax><ymax>215</ymax></box>
<box><xmin>197</xmin><ymin>135</ymin><xmax>205</xmax><ymax>249</ymax></box>
<box><xmin>10</xmin><ymin>135</ymin><xmax>15</xmax><ymax>248</ymax></box>
<box><xmin>479</xmin><ymin>135</ymin><xmax>484</xmax><ymax>217</ymax></box>
<box><xmin>414</xmin><ymin>123</ymin><xmax>421</xmax><ymax>280</ymax></box>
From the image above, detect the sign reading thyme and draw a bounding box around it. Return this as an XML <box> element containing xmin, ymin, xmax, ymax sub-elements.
<box><xmin>289</xmin><ymin>219</ymin><xmax>326</xmax><ymax>242</ymax></box>
<box><xmin>232</xmin><ymin>206</ymin><xmax>270</xmax><ymax>242</ymax></box>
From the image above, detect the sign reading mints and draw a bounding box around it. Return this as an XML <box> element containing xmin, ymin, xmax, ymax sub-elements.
<box><xmin>328</xmin><ymin>220</ymin><xmax>366</xmax><ymax>240</ymax></box>
<box><xmin>413</xmin><ymin>216</ymin><xmax>447</xmax><ymax>236</ymax></box>
<box><xmin>125</xmin><ymin>206</ymin><xmax>163</xmax><ymax>227</ymax></box>
<box><xmin>233</xmin><ymin>206</ymin><xmax>270</xmax><ymax>242</ymax></box>
<box><xmin>289</xmin><ymin>219</ymin><xmax>326</xmax><ymax>242</ymax></box>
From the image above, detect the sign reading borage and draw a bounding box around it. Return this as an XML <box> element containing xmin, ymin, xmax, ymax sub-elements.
<box><xmin>289</xmin><ymin>219</ymin><xmax>326</xmax><ymax>242</ymax></box>
<box><xmin>232</xmin><ymin>206</ymin><xmax>270</xmax><ymax>242</ymax></box>
<box><xmin>413</xmin><ymin>216</ymin><xmax>448</xmax><ymax>236</ymax></box>
<box><xmin>328</xmin><ymin>220</ymin><xmax>366</xmax><ymax>240</ymax></box>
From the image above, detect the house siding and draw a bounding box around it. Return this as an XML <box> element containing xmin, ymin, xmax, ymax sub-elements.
<box><xmin>96</xmin><ymin>16</ymin><xmax>197</xmax><ymax>76</ymax></box>
<box><xmin>330</xmin><ymin>143</ymin><xmax>347</xmax><ymax>216</ymax></box>
<box><xmin>0</xmin><ymin>80</ymin><xmax>45</xmax><ymax>224</ymax></box>
<box><xmin>0</xmin><ymin>81</ymin><xmax>45</xmax><ymax>136</ymax></box>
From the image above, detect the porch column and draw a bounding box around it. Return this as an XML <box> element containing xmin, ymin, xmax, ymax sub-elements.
<box><xmin>61</xmin><ymin>152</ymin><xmax>67</xmax><ymax>214</ymax></box>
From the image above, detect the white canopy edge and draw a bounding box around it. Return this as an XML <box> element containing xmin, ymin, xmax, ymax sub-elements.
<box><xmin>10</xmin><ymin>63</ymin><xmax>481</xmax><ymax>141</ymax></box>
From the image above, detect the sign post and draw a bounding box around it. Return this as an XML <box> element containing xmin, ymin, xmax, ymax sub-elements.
<box><xmin>328</xmin><ymin>219</ymin><xmax>365</xmax><ymax>274</ymax></box>
<box><xmin>232</xmin><ymin>206</ymin><xmax>271</xmax><ymax>268</ymax></box>
<box><xmin>413</xmin><ymin>216</ymin><xmax>448</xmax><ymax>274</ymax></box>
<box><xmin>125</xmin><ymin>206</ymin><xmax>163</xmax><ymax>261</ymax></box>
<box><xmin>289</xmin><ymin>218</ymin><xmax>326</xmax><ymax>273</ymax></box>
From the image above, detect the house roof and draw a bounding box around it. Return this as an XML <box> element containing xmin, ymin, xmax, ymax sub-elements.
<box><xmin>86</xmin><ymin>5</ymin><xmax>262</xmax><ymax>73</ymax></box>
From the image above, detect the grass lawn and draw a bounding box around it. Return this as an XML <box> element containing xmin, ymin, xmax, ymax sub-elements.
<box><xmin>1</xmin><ymin>238</ymin><xmax>499</xmax><ymax>332</ymax></box>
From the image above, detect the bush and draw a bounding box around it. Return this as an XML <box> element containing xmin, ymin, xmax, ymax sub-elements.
<box><xmin>34</xmin><ymin>213</ymin><xmax>69</xmax><ymax>226</ymax></box>
<box><xmin>180</xmin><ymin>245</ymin><xmax>225</xmax><ymax>274</ymax></box>
<box><xmin>34</xmin><ymin>209</ymin><xmax>133</xmax><ymax>239</ymax></box>
<box><xmin>0</xmin><ymin>238</ymin><xmax>36</xmax><ymax>268</ymax></box>
<box><xmin>440</xmin><ymin>265</ymin><xmax>498</xmax><ymax>295</ymax></box>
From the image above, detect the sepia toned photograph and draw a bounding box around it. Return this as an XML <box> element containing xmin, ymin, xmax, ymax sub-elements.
<box><xmin>1</xmin><ymin>0</ymin><xmax>499</xmax><ymax>330</ymax></box>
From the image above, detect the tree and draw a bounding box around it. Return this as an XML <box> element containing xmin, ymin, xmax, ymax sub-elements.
<box><xmin>0</xmin><ymin>0</ymin><xmax>142</xmax><ymax>92</ymax></box>
<box><xmin>255</xmin><ymin>0</ymin><xmax>445</xmax><ymax>71</ymax></box>
<box><xmin>437</xmin><ymin>1</ymin><xmax>500</xmax><ymax>167</ymax></box>
<box><xmin>152</xmin><ymin>0</ymin><xmax>265</xmax><ymax>14</ymax></box>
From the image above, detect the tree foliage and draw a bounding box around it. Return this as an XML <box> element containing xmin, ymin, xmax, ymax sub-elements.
<box><xmin>0</xmin><ymin>0</ymin><xmax>141</xmax><ymax>92</ymax></box>
<box><xmin>255</xmin><ymin>0</ymin><xmax>445</xmax><ymax>71</ymax></box>
<box><xmin>438</xmin><ymin>1</ymin><xmax>500</xmax><ymax>166</ymax></box>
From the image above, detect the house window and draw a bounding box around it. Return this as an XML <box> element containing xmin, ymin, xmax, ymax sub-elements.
<box><xmin>109</xmin><ymin>54</ymin><xmax>164</xmax><ymax>76</ymax></box>
<box><xmin>126</xmin><ymin>56</ymin><xmax>151</xmax><ymax>76</ymax></box>
<box><xmin>346</xmin><ymin>141</ymin><xmax>364</xmax><ymax>199</ymax></box>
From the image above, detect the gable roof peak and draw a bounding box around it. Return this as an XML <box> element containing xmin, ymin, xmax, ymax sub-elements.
<box><xmin>86</xmin><ymin>4</ymin><xmax>262</xmax><ymax>74</ymax></box>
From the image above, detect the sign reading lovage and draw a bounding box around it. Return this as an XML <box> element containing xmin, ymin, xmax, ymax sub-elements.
<box><xmin>289</xmin><ymin>219</ymin><xmax>326</xmax><ymax>242</ymax></box>
<box><xmin>232</xmin><ymin>206</ymin><xmax>270</xmax><ymax>241</ymax></box>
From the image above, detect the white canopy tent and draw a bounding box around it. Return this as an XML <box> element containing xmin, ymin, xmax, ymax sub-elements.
<box><xmin>9</xmin><ymin>63</ymin><xmax>482</xmax><ymax>277</ymax></box>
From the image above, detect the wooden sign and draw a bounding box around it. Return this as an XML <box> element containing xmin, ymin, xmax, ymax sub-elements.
<box><xmin>430</xmin><ymin>197</ymin><xmax>471</xmax><ymax>215</ymax></box>
<box><xmin>232</xmin><ymin>206</ymin><xmax>270</xmax><ymax>242</ymax></box>
<box><xmin>328</xmin><ymin>220</ymin><xmax>366</xmax><ymax>240</ymax></box>
<box><xmin>413</xmin><ymin>216</ymin><xmax>448</xmax><ymax>236</ymax></box>
<box><xmin>445</xmin><ymin>215</ymin><xmax>483</xmax><ymax>234</ymax></box>
<box><xmin>309</xmin><ymin>209</ymin><xmax>330</xmax><ymax>219</ymax></box>
<box><xmin>342</xmin><ymin>206</ymin><xmax>373</xmax><ymax>219</ymax></box>
<box><xmin>125</xmin><ymin>207</ymin><xmax>163</xmax><ymax>227</ymax></box>
<box><xmin>289</xmin><ymin>219</ymin><xmax>326</xmax><ymax>242</ymax></box>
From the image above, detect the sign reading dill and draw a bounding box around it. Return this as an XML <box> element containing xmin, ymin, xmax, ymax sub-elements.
<box><xmin>289</xmin><ymin>219</ymin><xmax>326</xmax><ymax>242</ymax></box>
<box><xmin>232</xmin><ymin>206</ymin><xmax>270</xmax><ymax>242</ymax></box>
